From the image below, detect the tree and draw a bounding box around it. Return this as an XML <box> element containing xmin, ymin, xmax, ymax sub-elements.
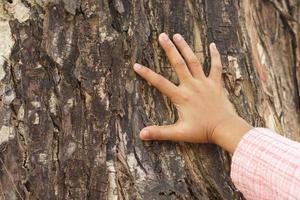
<box><xmin>0</xmin><ymin>0</ymin><xmax>299</xmax><ymax>199</ymax></box>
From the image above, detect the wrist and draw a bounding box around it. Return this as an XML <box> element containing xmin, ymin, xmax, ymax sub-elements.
<box><xmin>211</xmin><ymin>116</ymin><xmax>253</xmax><ymax>153</ymax></box>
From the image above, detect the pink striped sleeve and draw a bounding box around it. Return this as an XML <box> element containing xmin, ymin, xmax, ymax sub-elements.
<box><xmin>230</xmin><ymin>128</ymin><xmax>300</xmax><ymax>200</ymax></box>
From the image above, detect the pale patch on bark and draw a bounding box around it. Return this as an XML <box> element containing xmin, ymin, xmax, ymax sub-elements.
<box><xmin>0</xmin><ymin>125</ymin><xmax>13</xmax><ymax>145</ymax></box>
<box><xmin>2</xmin><ymin>87</ymin><xmax>16</xmax><ymax>105</ymax></box>
<box><xmin>114</xmin><ymin>0</ymin><xmax>125</xmax><ymax>14</ymax></box>
<box><xmin>33</xmin><ymin>113</ymin><xmax>39</xmax><ymax>125</ymax></box>
<box><xmin>228</xmin><ymin>56</ymin><xmax>242</xmax><ymax>80</ymax></box>
<box><xmin>266</xmin><ymin>113</ymin><xmax>277</xmax><ymax>131</ymax></box>
<box><xmin>66</xmin><ymin>142</ymin><xmax>76</xmax><ymax>158</ymax></box>
<box><xmin>257</xmin><ymin>43</ymin><xmax>267</xmax><ymax>67</ymax></box>
<box><xmin>1</xmin><ymin>0</ymin><xmax>30</xmax><ymax>22</ymax></box>
<box><xmin>126</xmin><ymin>153</ymin><xmax>146</xmax><ymax>183</ymax></box>
<box><xmin>228</xmin><ymin>56</ymin><xmax>242</xmax><ymax>96</ymax></box>
<box><xmin>106</xmin><ymin>160</ymin><xmax>118</xmax><ymax>200</ymax></box>
<box><xmin>125</xmin><ymin>79</ymin><xmax>134</xmax><ymax>94</ymax></box>
<box><xmin>50</xmin><ymin>31</ymin><xmax>64</xmax><ymax>65</ymax></box>
<box><xmin>49</xmin><ymin>92</ymin><xmax>58</xmax><ymax>115</ymax></box>
<box><xmin>0</xmin><ymin>1</ymin><xmax>29</xmax><ymax>114</ymax></box>
<box><xmin>38</xmin><ymin>153</ymin><xmax>48</xmax><ymax>165</ymax></box>
<box><xmin>99</xmin><ymin>26</ymin><xmax>118</xmax><ymax>42</ymax></box>
<box><xmin>66</xmin><ymin>98</ymin><xmax>74</xmax><ymax>108</ymax></box>
<box><xmin>31</xmin><ymin>101</ymin><xmax>41</xmax><ymax>108</ymax></box>
<box><xmin>193</xmin><ymin>22</ymin><xmax>204</xmax><ymax>63</ymax></box>
<box><xmin>95</xmin><ymin>77</ymin><xmax>109</xmax><ymax>110</ymax></box>
<box><xmin>0</xmin><ymin>21</ymin><xmax>14</xmax><ymax>78</ymax></box>
<box><xmin>95</xmin><ymin>77</ymin><xmax>106</xmax><ymax>99</ymax></box>
<box><xmin>17</xmin><ymin>104</ymin><xmax>25</xmax><ymax>121</ymax></box>
<box><xmin>187</xmin><ymin>0</ymin><xmax>204</xmax><ymax>63</ymax></box>
<box><xmin>8</xmin><ymin>0</ymin><xmax>30</xmax><ymax>22</ymax></box>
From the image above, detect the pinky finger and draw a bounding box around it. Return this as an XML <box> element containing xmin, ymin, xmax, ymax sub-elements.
<box><xmin>208</xmin><ymin>43</ymin><xmax>223</xmax><ymax>84</ymax></box>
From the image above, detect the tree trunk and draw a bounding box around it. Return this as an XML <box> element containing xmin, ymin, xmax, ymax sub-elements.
<box><xmin>0</xmin><ymin>0</ymin><xmax>299</xmax><ymax>199</ymax></box>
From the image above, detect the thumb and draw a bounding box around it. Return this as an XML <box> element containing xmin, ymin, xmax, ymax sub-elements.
<box><xmin>139</xmin><ymin>124</ymin><xmax>181</xmax><ymax>141</ymax></box>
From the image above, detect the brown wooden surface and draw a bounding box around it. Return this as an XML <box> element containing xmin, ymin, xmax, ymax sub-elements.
<box><xmin>0</xmin><ymin>0</ymin><xmax>299</xmax><ymax>199</ymax></box>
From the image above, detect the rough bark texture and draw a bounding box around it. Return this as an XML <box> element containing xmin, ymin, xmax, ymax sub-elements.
<box><xmin>0</xmin><ymin>0</ymin><xmax>299</xmax><ymax>199</ymax></box>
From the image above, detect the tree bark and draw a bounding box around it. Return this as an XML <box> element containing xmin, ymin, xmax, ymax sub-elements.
<box><xmin>0</xmin><ymin>0</ymin><xmax>299</xmax><ymax>199</ymax></box>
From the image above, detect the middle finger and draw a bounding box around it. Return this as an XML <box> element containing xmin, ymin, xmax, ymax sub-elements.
<box><xmin>159</xmin><ymin>33</ymin><xmax>192</xmax><ymax>82</ymax></box>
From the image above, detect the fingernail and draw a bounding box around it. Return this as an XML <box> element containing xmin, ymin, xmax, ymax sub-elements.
<box><xmin>160</xmin><ymin>33</ymin><xmax>169</xmax><ymax>41</ymax></box>
<box><xmin>210</xmin><ymin>43</ymin><xmax>216</xmax><ymax>49</ymax></box>
<box><xmin>173</xmin><ymin>34</ymin><xmax>182</xmax><ymax>42</ymax></box>
<box><xmin>140</xmin><ymin>129</ymin><xmax>149</xmax><ymax>139</ymax></box>
<box><xmin>134</xmin><ymin>63</ymin><xmax>142</xmax><ymax>71</ymax></box>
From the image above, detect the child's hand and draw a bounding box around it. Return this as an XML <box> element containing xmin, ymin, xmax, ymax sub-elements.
<box><xmin>134</xmin><ymin>33</ymin><xmax>252</xmax><ymax>151</ymax></box>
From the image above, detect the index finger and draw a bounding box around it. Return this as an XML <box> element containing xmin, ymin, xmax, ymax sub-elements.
<box><xmin>134</xmin><ymin>63</ymin><xmax>180</xmax><ymax>102</ymax></box>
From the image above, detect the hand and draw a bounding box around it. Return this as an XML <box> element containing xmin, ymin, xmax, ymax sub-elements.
<box><xmin>134</xmin><ymin>33</ymin><xmax>252</xmax><ymax>152</ymax></box>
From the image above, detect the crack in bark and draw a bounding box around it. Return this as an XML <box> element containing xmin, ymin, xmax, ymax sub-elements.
<box><xmin>279</xmin><ymin>12</ymin><xmax>300</xmax><ymax>116</ymax></box>
<box><xmin>133</xmin><ymin>146</ymin><xmax>147</xmax><ymax>175</ymax></box>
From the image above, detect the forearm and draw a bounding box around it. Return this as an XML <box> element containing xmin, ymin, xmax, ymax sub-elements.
<box><xmin>230</xmin><ymin>128</ymin><xmax>300</xmax><ymax>200</ymax></box>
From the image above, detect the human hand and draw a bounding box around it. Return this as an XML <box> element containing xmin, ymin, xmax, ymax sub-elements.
<box><xmin>134</xmin><ymin>33</ymin><xmax>252</xmax><ymax>152</ymax></box>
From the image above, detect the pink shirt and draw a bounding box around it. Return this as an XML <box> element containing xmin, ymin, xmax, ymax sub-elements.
<box><xmin>231</xmin><ymin>128</ymin><xmax>300</xmax><ymax>200</ymax></box>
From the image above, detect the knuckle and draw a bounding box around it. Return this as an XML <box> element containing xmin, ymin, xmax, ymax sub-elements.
<box><xmin>173</xmin><ymin>60</ymin><xmax>185</xmax><ymax>67</ymax></box>
<box><xmin>178</xmin><ymin>126</ymin><xmax>186</xmax><ymax>136</ymax></box>
<box><xmin>173</xmin><ymin>125</ymin><xmax>186</xmax><ymax>139</ymax></box>
<box><xmin>164</xmin><ymin>42</ymin><xmax>175</xmax><ymax>51</ymax></box>
<box><xmin>189</xmin><ymin>59</ymin><xmax>200</xmax><ymax>67</ymax></box>
<box><xmin>213</xmin><ymin>62</ymin><xmax>222</xmax><ymax>69</ymax></box>
<box><xmin>179</xmin><ymin>92</ymin><xmax>190</xmax><ymax>102</ymax></box>
<box><xmin>151</xmin><ymin>74</ymin><xmax>162</xmax><ymax>84</ymax></box>
<box><xmin>151</xmin><ymin>129</ymin><xmax>162</xmax><ymax>140</ymax></box>
<box><xmin>211</xmin><ymin>49</ymin><xmax>219</xmax><ymax>57</ymax></box>
<box><xmin>143</xmin><ymin>67</ymin><xmax>151</xmax><ymax>74</ymax></box>
<box><xmin>211</xmin><ymin>53</ymin><xmax>219</xmax><ymax>60</ymax></box>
